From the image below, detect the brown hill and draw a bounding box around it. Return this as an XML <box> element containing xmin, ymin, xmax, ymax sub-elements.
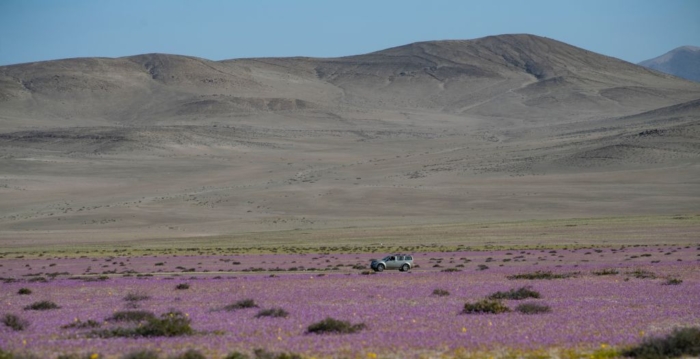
<box><xmin>0</xmin><ymin>34</ymin><xmax>699</xmax><ymax>245</ymax></box>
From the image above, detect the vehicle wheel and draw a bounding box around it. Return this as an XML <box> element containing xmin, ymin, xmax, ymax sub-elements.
<box><xmin>401</xmin><ymin>264</ymin><xmax>409</xmax><ymax>272</ymax></box>
<box><xmin>376</xmin><ymin>264</ymin><xmax>385</xmax><ymax>272</ymax></box>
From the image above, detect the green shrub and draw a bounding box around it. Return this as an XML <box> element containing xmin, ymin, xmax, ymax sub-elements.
<box><xmin>477</xmin><ymin>264</ymin><xmax>489</xmax><ymax>271</ymax></box>
<box><xmin>507</xmin><ymin>271</ymin><xmax>578</xmax><ymax>280</ymax></box>
<box><xmin>432</xmin><ymin>289</ymin><xmax>450</xmax><ymax>297</ymax></box>
<box><xmin>224</xmin><ymin>299</ymin><xmax>258</xmax><ymax>311</ymax></box>
<box><xmin>441</xmin><ymin>268</ymin><xmax>461</xmax><ymax>272</ymax></box>
<box><xmin>488</xmin><ymin>286</ymin><xmax>541</xmax><ymax>300</ymax></box>
<box><xmin>592</xmin><ymin>268</ymin><xmax>619</xmax><ymax>276</ymax></box>
<box><xmin>627</xmin><ymin>269</ymin><xmax>657</xmax><ymax>279</ymax></box>
<box><xmin>170</xmin><ymin>350</ymin><xmax>205</xmax><ymax>359</ymax></box>
<box><xmin>306</xmin><ymin>317</ymin><xmax>366</xmax><ymax>334</ymax></box>
<box><xmin>255</xmin><ymin>308</ymin><xmax>289</xmax><ymax>318</ymax></box>
<box><xmin>175</xmin><ymin>283</ymin><xmax>190</xmax><ymax>290</ymax></box>
<box><xmin>23</xmin><ymin>300</ymin><xmax>60</xmax><ymax>311</ymax></box>
<box><xmin>123</xmin><ymin>291</ymin><xmax>150</xmax><ymax>302</ymax></box>
<box><xmin>2</xmin><ymin>314</ymin><xmax>29</xmax><ymax>331</ymax></box>
<box><xmin>17</xmin><ymin>288</ymin><xmax>32</xmax><ymax>295</ymax></box>
<box><xmin>252</xmin><ymin>349</ymin><xmax>302</xmax><ymax>359</ymax></box>
<box><xmin>223</xmin><ymin>352</ymin><xmax>249</xmax><ymax>359</ymax></box>
<box><xmin>515</xmin><ymin>302</ymin><xmax>551</xmax><ymax>314</ymax></box>
<box><xmin>664</xmin><ymin>278</ymin><xmax>683</xmax><ymax>285</ymax></box>
<box><xmin>61</xmin><ymin>319</ymin><xmax>101</xmax><ymax>329</ymax></box>
<box><xmin>93</xmin><ymin>310</ymin><xmax>192</xmax><ymax>338</ymax></box>
<box><xmin>121</xmin><ymin>350</ymin><xmax>160</xmax><ymax>359</ymax></box>
<box><xmin>623</xmin><ymin>327</ymin><xmax>700</xmax><ymax>359</ymax></box>
<box><xmin>462</xmin><ymin>299</ymin><xmax>510</xmax><ymax>314</ymax></box>
<box><xmin>107</xmin><ymin>310</ymin><xmax>156</xmax><ymax>322</ymax></box>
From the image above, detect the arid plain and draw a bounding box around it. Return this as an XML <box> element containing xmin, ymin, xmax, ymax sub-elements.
<box><xmin>1</xmin><ymin>34</ymin><xmax>699</xmax><ymax>250</ymax></box>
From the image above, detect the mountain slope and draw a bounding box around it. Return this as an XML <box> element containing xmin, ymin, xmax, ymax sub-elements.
<box><xmin>2</xmin><ymin>34</ymin><xmax>699</xmax><ymax>131</ymax></box>
<box><xmin>639</xmin><ymin>46</ymin><xmax>700</xmax><ymax>82</ymax></box>
<box><xmin>1</xmin><ymin>34</ymin><xmax>699</xmax><ymax>243</ymax></box>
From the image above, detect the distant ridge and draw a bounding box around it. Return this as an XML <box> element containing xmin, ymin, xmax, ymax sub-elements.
<box><xmin>2</xmin><ymin>34</ymin><xmax>699</xmax><ymax>128</ymax></box>
<box><xmin>639</xmin><ymin>46</ymin><xmax>700</xmax><ymax>82</ymax></box>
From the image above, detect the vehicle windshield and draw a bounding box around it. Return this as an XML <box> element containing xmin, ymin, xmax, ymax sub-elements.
<box><xmin>382</xmin><ymin>256</ymin><xmax>392</xmax><ymax>261</ymax></box>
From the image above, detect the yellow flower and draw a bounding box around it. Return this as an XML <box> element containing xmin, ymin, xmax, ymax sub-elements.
<box><xmin>90</xmin><ymin>354</ymin><xmax>99</xmax><ymax>359</ymax></box>
<box><xmin>600</xmin><ymin>343</ymin><xmax>608</xmax><ymax>349</ymax></box>
<box><xmin>367</xmin><ymin>353</ymin><xmax>378</xmax><ymax>359</ymax></box>
<box><xmin>462</xmin><ymin>327</ymin><xmax>467</xmax><ymax>333</ymax></box>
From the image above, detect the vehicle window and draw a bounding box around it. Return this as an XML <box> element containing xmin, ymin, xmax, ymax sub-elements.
<box><xmin>382</xmin><ymin>256</ymin><xmax>391</xmax><ymax>261</ymax></box>
<box><xmin>406</xmin><ymin>256</ymin><xmax>412</xmax><ymax>260</ymax></box>
<box><xmin>397</xmin><ymin>256</ymin><xmax>404</xmax><ymax>260</ymax></box>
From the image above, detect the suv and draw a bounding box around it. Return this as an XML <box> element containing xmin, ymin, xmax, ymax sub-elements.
<box><xmin>370</xmin><ymin>255</ymin><xmax>414</xmax><ymax>272</ymax></box>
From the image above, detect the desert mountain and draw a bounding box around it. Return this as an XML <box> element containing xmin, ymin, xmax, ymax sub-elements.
<box><xmin>639</xmin><ymin>46</ymin><xmax>700</xmax><ymax>82</ymax></box>
<box><xmin>1</xmin><ymin>34</ymin><xmax>699</xmax><ymax>245</ymax></box>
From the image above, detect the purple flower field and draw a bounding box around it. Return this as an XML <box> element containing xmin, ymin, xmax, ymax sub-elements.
<box><xmin>1</xmin><ymin>245</ymin><xmax>699</xmax><ymax>358</ymax></box>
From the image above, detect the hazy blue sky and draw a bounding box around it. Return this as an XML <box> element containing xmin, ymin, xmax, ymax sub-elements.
<box><xmin>1</xmin><ymin>0</ymin><xmax>698</xmax><ymax>66</ymax></box>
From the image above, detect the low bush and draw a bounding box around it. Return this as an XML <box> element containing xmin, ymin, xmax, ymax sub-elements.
<box><xmin>255</xmin><ymin>308</ymin><xmax>289</xmax><ymax>318</ymax></box>
<box><xmin>663</xmin><ymin>278</ymin><xmax>683</xmax><ymax>285</ymax></box>
<box><xmin>515</xmin><ymin>302</ymin><xmax>551</xmax><ymax>314</ymax></box>
<box><xmin>170</xmin><ymin>350</ymin><xmax>206</xmax><ymax>359</ymax></box>
<box><xmin>462</xmin><ymin>299</ymin><xmax>510</xmax><ymax>314</ymax></box>
<box><xmin>57</xmin><ymin>354</ymin><xmax>101</xmax><ymax>359</ymax></box>
<box><xmin>224</xmin><ymin>299</ymin><xmax>258</xmax><ymax>311</ymax></box>
<box><xmin>2</xmin><ymin>313</ymin><xmax>29</xmax><ymax>331</ymax></box>
<box><xmin>121</xmin><ymin>350</ymin><xmax>160</xmax><ymax>359</ymax></box>
<box><xmin>441</xmin><ymin>268</ymin><xmax>462</xmax><ymax>272</ymax></box>
<box><xmin>507</xmin><ymin>271</ymin><xmax>578</xmax><ymax>280</ymax></box>
<box><xmin>61</xmin><ymin>319</ymin><xmax>101</xmax><ymax>329</ymax></box>
<box><xmin>175</xmin><ymin>283</ymin><xmax>190</xmax><ymax>290</ymax></box>
<box><xmin>488</xmin><ymin>286</ymin><xmax>541</xmax><ymax>300</ymax></box>
<box><xmin>252</xmin><ymin>349</ymin><xmax>302</xmax><ymax>359</ymax></box>
<box><xmin>224</xmin><ymin>353</ymin><xmax>249</xmax><ymax>359</ymax></box>
<box><xmin>306</xmin><ymin>317</ymin><xmax>366</xmax><ymax>334</ymax></box>
<box><xmin>432</xmin><ymin>289</ymin><xmax>450</xmax><ymax>297</ymax></box>
<box><xmin>107</xmin><ymin>310</ymin><xmax>156</xmax><ymax>322</ymax></box>
<box><xmin>477</xmin><ymin>264</ymin><xmax>489</xmax><ymax>271</ymax></box>
<box><xmin>23</xmin><ymin>300</ymin><xmax>60</xmax><ymax>311</ymax></box>
<box><xmin>623</xmin><ymin>327</ymin><xmax>700</xmax><ymax>359</ymax></box>
<box><xmin>592</xmin><ymin>268</ymin><xmax>619</xmax><ymax>276</ymax></box>
<box><xmin>93</xmin><ymin>310</ymin><xmax>192</xmax><ymax>338</ymax></box>
<box><xmin>123</xmin><ymin>291</ymin><xmax>150</xmax><ymax>302</ymax></box>
<box><xmin>17</xmin><ymin>288</ymin><xmax>32</xmax><ymax>295</ymax></box>
<box><xmin>627</xmin><ymin>269</ymin><xmax>657</xmax><ymax>279</ymax></box>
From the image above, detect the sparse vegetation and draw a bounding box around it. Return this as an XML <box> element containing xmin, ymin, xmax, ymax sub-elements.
<box><xmin>515</xmin><ymin>302</ymin><xmax>551</xmax><ymax>314</ymax></box>
<box><xmin>224</xmin><ymin>299</ymin><xmax>258</xmax><ymax>311</ymax></box>
<box><xmin>628</xmin><ymin>269</ymin><xmax>657</xmax><ymax>279</ymax></box>
<box><xmin>664</xmin><ymin>278</ymin><xmax>683</xmax><ymax>285</ymax></box>
<box><xmin>507</xmin><ymin>271</ymin><xmax>578</xmax><ymax>280</ymax></box>
<box><xmin>107</xmin><ymin>310</ymin><xmax>156</xmax><ymax>322</ymax></box>
<box><xmin>123</xmin><ymin>291</ymin><xmax>150</xmax><ymax>302</ymax></box>
<box><xmin>17</xmin><ymin>288</ymin><xmax>32</xmax><ymax>295</ymax></box>
<box><xmin>2</xmin><ymin>313</ymin><xmax>29</xmax><ymax>331</ymax></box>
<box><xmin>592</xmin><ymin>268</ymin><xmax>619</xmax><ymax>276</ymax></box>
<box><xmin>306</xmin><ymin>317</ymin><xmax>366</xmax><ymax>334</ymax></box>
<box><xmin>623</xmin><ymin>327</ymin><xmax>700</xmax><ymax>359</ymax></box>
<box><xmin>23</xmin><ymin>300</ymin><xmax>60</xmax><ymax>311</ymax></box>
<box><xmin>121</xmin><ymin>350</ymin><xmax>160</xmax><ymax>359</ymax></box>
<box><xmin>92</xmin><ymin>310</ymin><xmax>193</xmax><ymax>338</ymax></box>
<box><xmin>175</xmin><ymin>283</ymin><xmax>190</xmax><ymax>290</ymax></box>
<box><xmin>255</xmin><ymin>308</ymin><xmax>289</xmax><ymax>318</ymax></box>
<box><xmin>170</xmin><ymin>350</ymin><xmax>206</xmax><ymax>359</ymax></box>
<box><xmin>462</xmin><ymin>299</ymin><xmax>510</xmax><ymax>314</ymax></box>
<box><xmin>432</xmin><ymin>289</ymin><xmax>450</xmax><ymax>297</ymax></box>
<box><xmin>62</xmin><ymin>319</ymin><xmax>101</xmax><ymax>329</ymax></box>
<box><xmin>488</xmin><ymin>286</ymin><xmax>541</xmax><ymax>300</ymax></box>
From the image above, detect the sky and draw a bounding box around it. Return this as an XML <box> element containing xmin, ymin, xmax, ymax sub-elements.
<box><xmin>1</xmin><ymin>0</ymin><xmax>699</xmax><ymax>66</ymax></box>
